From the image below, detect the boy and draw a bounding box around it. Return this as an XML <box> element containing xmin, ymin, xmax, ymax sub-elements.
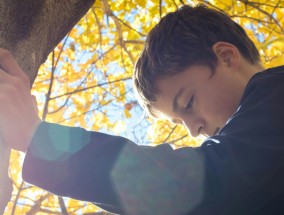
<box><xmin>1</xmin><ymin>4</ymin><xmax>284</xmax><ymax>215</ymax></box>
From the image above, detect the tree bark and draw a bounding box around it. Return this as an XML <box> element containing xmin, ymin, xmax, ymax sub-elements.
<box><xmin>0</xmin><ymin>0</ymin><xmax>95</xmax><ymax>213</ymax></box>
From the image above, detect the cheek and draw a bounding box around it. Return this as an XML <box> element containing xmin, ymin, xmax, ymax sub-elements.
<box><xmin>215</xmin><ymin>90</ymin><xmax>240</xmax><ymax>120</ymax></box>
<box><xmin>201</xmin><ymin>89</ymin><xmax>239</xmax><ymax>123</ymax></box>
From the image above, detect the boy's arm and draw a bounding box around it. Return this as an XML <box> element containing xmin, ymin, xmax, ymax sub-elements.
<box><xmin>23</xmin><ymin>121</ymin><xmax>206</xmax><ymax>214</ymax></box>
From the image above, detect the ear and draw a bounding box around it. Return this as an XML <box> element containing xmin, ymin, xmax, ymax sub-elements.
<box><xmin>212</xmin><ymin>42</ymin><xmax>240</xmax><ymax>69</ymax></box>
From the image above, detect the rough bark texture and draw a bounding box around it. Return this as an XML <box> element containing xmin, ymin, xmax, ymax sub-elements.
<box><xmin>0</xmin><ymin>0</ymin><xmax>95</xmax><ymax>213</ymax></box>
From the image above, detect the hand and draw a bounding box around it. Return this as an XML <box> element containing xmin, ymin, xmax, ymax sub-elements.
<box><xmin>0</xmin><ymin>48</ymin><xmax>41</xmax><ymax>152</ymax></box>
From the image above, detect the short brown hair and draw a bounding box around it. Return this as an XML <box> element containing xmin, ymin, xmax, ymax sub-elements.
<box><xmin>133</xmin><ymin>4</ymin><xmax>260</xmax><ymax>117</ymax></box>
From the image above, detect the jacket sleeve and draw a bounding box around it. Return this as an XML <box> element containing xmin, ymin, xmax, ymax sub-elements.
<box><xmin>22</xmin><ymin>120</ymin><xmax>284</xmax><ymax>215</ymax></box>
<box><xmin>22</xmin><ymin>122</ymin><xmax>207</xmax><ymax>215</ymax></box>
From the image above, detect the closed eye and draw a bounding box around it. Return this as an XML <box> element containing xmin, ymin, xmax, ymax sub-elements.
<box><xmin>185</xmin><ymin>95</ymin><xmax>194</xmax><ymax>111</ymax></box>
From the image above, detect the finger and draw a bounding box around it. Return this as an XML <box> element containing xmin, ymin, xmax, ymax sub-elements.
<box><xmin>0</xmin><ymin>48</ymin><xmax>26</xmax><ymax>77</ymax></box>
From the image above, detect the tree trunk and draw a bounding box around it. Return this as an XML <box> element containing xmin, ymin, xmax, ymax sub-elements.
<box><xmin>0</xmin><ymin>0</ymin><xmax>95</xmax><ymax>213</ymax></box>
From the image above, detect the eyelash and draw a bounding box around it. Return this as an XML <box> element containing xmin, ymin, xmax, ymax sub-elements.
<box><xmin>185</xmin><ymin>95</ymin><xmax>194</xmax><ymax>111</ymax></box>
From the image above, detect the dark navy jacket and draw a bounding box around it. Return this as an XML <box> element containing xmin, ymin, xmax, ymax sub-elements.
<box><xmin>23</xmin><ymin>66</ymin><xmax>284</xmax><ymax>215</ymax></box>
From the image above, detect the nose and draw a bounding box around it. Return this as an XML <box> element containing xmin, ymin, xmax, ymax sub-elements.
<box><xmin>182</xmin><ymin>116</ymin><xmax>204</xmax><ymax>137</ymax></box>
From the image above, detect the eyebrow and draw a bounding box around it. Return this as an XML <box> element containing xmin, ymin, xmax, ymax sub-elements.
<box><xmin>172</xmin><ymin>87</ymin><xmax>184</xmax><ymax>113</ymax></box>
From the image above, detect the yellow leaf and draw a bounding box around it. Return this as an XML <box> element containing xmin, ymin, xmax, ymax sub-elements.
<box><xmin>124</xmin><ymin>108</ymin><xmax>132</xmax><ymax>118</ymax></box>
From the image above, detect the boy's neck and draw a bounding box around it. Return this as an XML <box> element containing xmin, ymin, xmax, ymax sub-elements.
<box><xmin>238</xmin><ymin>60</ymin><xmax>264</xmax><ymax>88</ymax></box>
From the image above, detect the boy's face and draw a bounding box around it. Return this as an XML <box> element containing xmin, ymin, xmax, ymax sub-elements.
<box><xmin>152</xmin><ymin>64</ymin><xmax>245</xmax><ymax>137</ymax></box>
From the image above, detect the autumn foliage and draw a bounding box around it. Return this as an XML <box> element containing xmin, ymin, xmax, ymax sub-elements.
<box><xmin>6</xmin><ymin>0</ymin><xmax>284</xmax><ymax>214</ymax></box>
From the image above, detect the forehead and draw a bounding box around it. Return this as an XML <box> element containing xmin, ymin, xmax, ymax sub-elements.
<box><xmin>154</xmin><ymin>65</ymin><xmax>211</xmax><ymax>96</ymax></box>
<box><xmin>154</xmin><ymin>74</ymin><xmax>184</xmax><ymax>103</ymax></box>
<box><xmin>150</xmin><ymin>78</ymin><xmax>180</xmax><ymax>119</ymax></box>
<box><xmin>151</xmin><ymin>72</ymin><xmax>189</xmax><ymax>118</ymax></box>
